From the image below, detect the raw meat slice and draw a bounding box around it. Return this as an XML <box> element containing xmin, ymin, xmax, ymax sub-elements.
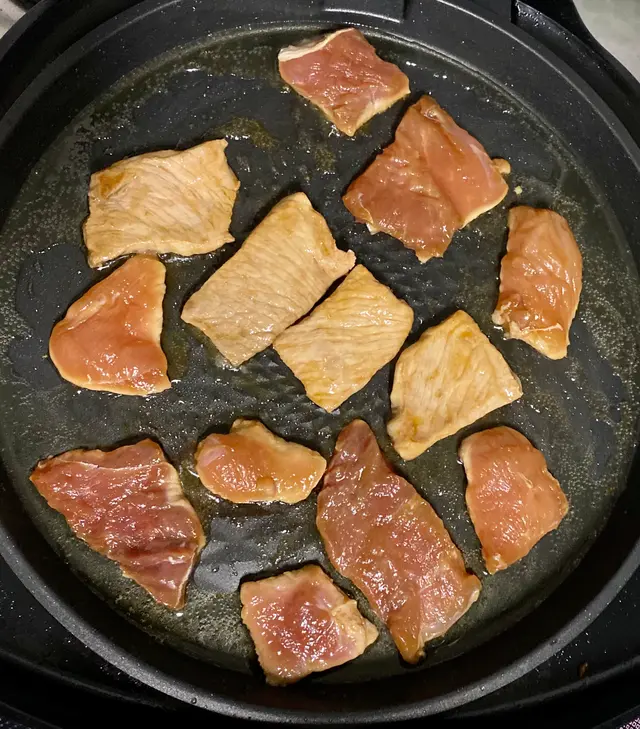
<box><xmin>240</xmin><ymin>564</ymin><xmax>378</xmax><ymax>685</ymax></box>
<box><xmin>388</xmin><ymin>310</ymin><xmax>522</xmax><ymax>460</ymax></box>
<box><xmin>84</xmin><ymin>140</ymin><xmax>239</xmax><ymax>267</ymax></box>
<box><xmin>195</xmin><ymin>418</ymin><xmax>326</xmax><ymax>504</ymax></box>
<box><xmin>30</xmin><ymin>440</ymin><xmax>205</xmax><ymax>609</ymax></box>
<box><xmin>492</xmin><ymin>206</ymin><xmax>583</xmax><ymax>360</ymax></box>
<box><xmin>317</xmin><ymin>420</ymin><xmax>481</xmax><ymax>663</ymax></box>
<box><xmin>278</xmin><ymin>28</ymin><xmax>410</xmax><ymax>136</ymax></box>
<box><xmin>49</xmin><ymin>255</ymin><xmax>170</xmax><ymax>396</ymax></box>
<box><xmin>460</xmin><ymin>426</ymin><xmax>569</xmax><ymax>573</ymax></box>
<box><xmin>343</xmin><ymin>96</ymin><xmax>510</xmax><ymax>262</ymax></box>
<box><xmin>182</xmin><ymin>192</ymin><xmax>355</xmax><ymax>366</ymax></box>
<box><xmin>273</xmin><ymin>265</ymin><xmax>413</xmax><ymax>412</ymax></box>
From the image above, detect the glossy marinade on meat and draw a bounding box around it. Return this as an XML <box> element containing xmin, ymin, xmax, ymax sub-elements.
<box><xmin>317</xmin><ymin>420</ymin><xmax>481</xmax><ymax>663</ymax></box>
<box><xmin>343</xmin><ymin>96</ymin><xmax>510</xmax><ymax>262</ymax></box>
<box><xmin>460</xmin><ymin>426</ymin><xmax>569</xmax><ymax>574</ymax></box>
<box><xmin>279</xmin><ymin>28</ymin><xmax>410</xmax><ymax>136</ymax></box>
<box><xmin>30</xmin><ymin>440</ymin><xmax>205</xmax><ymax>609</ymax></box>
<box><xmin>195</xmin><ymin>418</ymin><xmax>326</xmax><ymax>504</ymax></box>
<box><xmin>240</xmin><ymin>564</ymin><xmax>378</xmax><ymax>685</ymax></box>
<box><xmin>493</xmin><ymin>206</ymin><xmax>583</xmax><ymax>359</ymax></box>
<box><xmin>49</xmin><ymin>255</ymin><xmax>170</xmax><ymax>396</ymax></box>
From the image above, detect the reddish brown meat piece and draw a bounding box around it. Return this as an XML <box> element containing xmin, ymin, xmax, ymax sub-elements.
<box><xmin>343</xmin><ymin>96</ymin><xmax>510</xmax><ymax>262</ymax></box>
<box><xmin>30</xmin><ymin>440</ymin><xmax>205</xmax><ymax>609</ymax></box>
<box><xmin>195</xmin><ymin>418</ymin><xmax>326</xmax><ymax>504</ymax></box>
<box><xmin>317</xmin><ymin>420</ymin><xmax>481</xmax><ymax>663</ymax></box>
<box><xmin>492</xmin><ymin>207</ymin><xmax>583</xmax><ymax>359</ymax></box>
<box><xmin>49</xmin><ymin>255</ymin><xmax>170</xmax><ymax>396</ymax></box>
<box><xmin>460</xmin><ymin>427</ymin><xmax>569</xmax><ymax>574</ymax></box>
<box><xmin>240</xmin><ymin>565</ymin><xmax>378</xmax><ymax>685</ymax></box>
<box><xmin>278</xmin><ymin>28</ymin><xmax>410</xmax><ymax>136</ymax></box>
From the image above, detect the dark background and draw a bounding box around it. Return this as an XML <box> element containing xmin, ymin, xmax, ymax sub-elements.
<box><xmin>0</xmin><ymin>555</ymin><xmax>638</xmax><ymax>727</ymax></box>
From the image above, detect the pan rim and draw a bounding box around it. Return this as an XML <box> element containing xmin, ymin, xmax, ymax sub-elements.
<box><xmin>1</xmin><ymin>0</ymin><xmax>640</xmax><ymax>176</ymax></box>
<box><xmin>3</xmin><ymin>532</ymin><xmax>639</xmax><ymax>722</ymax></box>
<box><xmin>0</xmin><ymin>0</ymin><xmax>640</xmax><ymax>721</ymax></box>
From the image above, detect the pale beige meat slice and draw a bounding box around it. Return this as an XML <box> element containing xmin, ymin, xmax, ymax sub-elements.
<box><xmin>388</xmin><ymin>311</ymin><xmax>522</xmax><ymax>460</ymax></box>
<box><xmin>460</xmin><ymin>427</ymin><xmax>569</xmax><ymax>573</ymax></box>
<box><xmin>195</xmin><ymin>418</ymin><xmax>326</xmax><ymax>504</ymax></box>
<box><xmin>84</xmin><ymin>140</ymin><xmax>239</xmax><ymax>267</ymax></box>
<box><xmin>49</xmin><ymin>255</ymin><xmax>170</xmax><ymax>396</ymax></box>
<box><xmin>492</xmin><ymin>207</ymin><xmax>583</xmax><ymax>359</ymax></box>
<box><xmin>240</xmin><ymin>565</ymin><xmax>378</xmax><ymax>685</ymax></box>
<box><xmin>274</xmin><ymin>265</ymin><xmax>413</xmax><ymax>412</ymax></box>
<box><xmin>278</xmin><ymin>28</ymin><xmax>410</xmax><ymax>136</ymax></box>
<box><xmin>182</xmin><ymin>192</ymin><xmax>355</xmax><ymax>366</ymax></box>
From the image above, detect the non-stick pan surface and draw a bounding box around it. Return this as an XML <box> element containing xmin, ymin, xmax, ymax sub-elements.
<box><xmin>0</xmin><ymin>0</ymin><xmax>639</xmax><ymax>721</ymax></box>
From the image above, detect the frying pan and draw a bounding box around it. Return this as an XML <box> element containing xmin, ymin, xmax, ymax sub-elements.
<box><xmin>0</xmin><ymin>0</ymin><xmax>639</xmax><ymax>722</ymax></box>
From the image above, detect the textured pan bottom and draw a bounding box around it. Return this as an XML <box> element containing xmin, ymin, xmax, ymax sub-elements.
<box><xmin>0</xmin><ymin>26</ymin><xmax>638</xmax><ymax>682</ymax></box>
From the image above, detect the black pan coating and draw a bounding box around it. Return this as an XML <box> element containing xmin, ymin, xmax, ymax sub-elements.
<box><xmin>0</xmin><ymin>2</ymin><xmax>639</xmax><ymax>719</ymax></box>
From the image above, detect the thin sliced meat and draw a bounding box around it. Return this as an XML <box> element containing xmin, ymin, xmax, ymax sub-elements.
<box><xmin>388</xmin><ymin>310</ymin><xmax>522</xmax><ymax>460</ymax></box>
<box><xmin>343</xmin><ymin>96</ymin><xmax>510</xmax><ymax>262</ymax></box>
<box><xmin>279</xmin><ymin>28</ymin><xmax>410</xmax><ymax>136</ymax></box>
<box><xmin>274</xmin><ymin>265</ymin><xmax>413</xmax><ymax>412</ymax></box>
<box><xmin>460</xmin><ymin>426</ymin><xmax>569</xmax><ymax>574</ymax></box>
<box><xmin>195</xmin><ymin>418</ymin><xmax>326</xmax><ymax>504</ymax></box>
<box><xmin>182</xmin><ymin>192</ymin><xmax>355</xmax><ymax>366</ymax></box>
<box><xmin>492</xmin><ymin>206</ymin><xmax>583</xmax><ymax>359</ymax></box>
<box><xmin>317</xmin><ymin>420</ymin><xmax>481</xmax><ymax>663</ymax></box>
<box><xmin>84</xmin><ymin>140</ymin><xmax>239</xmax><ymax>267</ymax></box>
<box><xmin>30</xmin><ymin>440</ymin><xmax>205</xmax><ymax>609</ymax></box>
<box><xmin>240</xmin><ymin>564</ymin><xmax>378</xmax><ymax>685</ymax></box>
<box><xmin>49</xmin><ymin>255</ymin><xmax>170</xmax><ymax>396</ymax></box>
